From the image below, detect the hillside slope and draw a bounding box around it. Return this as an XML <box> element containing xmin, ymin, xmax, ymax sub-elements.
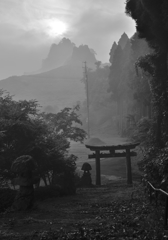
<box><xmin>0</xmin><ymin>65</ymin><xmax>85</xmax><ymax>110</ymax></box>
<box><xmin>0</xmin><ymin>39</ymin><xmax>97</xmax><ymax>111</ymax></box>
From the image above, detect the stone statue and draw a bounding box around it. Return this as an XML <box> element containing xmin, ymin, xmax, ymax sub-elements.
<box><xmin>11</xmin><ymin>155</ymin><xmax>40</xmax><ymax>211</ymax></box>
<box><xmin>80</xmin><ymin>162</ymin><xmax>92</xmax><ymax>187</ymax></box>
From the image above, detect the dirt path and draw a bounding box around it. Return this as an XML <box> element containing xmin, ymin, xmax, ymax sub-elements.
<box><xmin>0</xmin><ymin>181</ymin><xmax>131</xmax><ymax>233</ymax></box>
<box><xmin>0</xmin><ymin>180</ymin><xmax>166</xmax><ymax>239</ymax></box>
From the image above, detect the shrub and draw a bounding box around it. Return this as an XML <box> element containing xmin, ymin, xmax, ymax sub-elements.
<box><xmin>0</xmin><ymin>188</ymin><xmax>16</xmax><ymax>212</ymax></box>
<box><xmin>138</xmin><ymin>143</ymin><xmax>168</xmax><ymax>188</ymax></box>
<box><xmin>51</xmin><ymin>154</ymin><xmax>77</xmax><ymax>196</ymax></box>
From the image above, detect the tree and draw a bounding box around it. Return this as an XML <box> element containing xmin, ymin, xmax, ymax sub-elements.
<box><xmin>0</xmin><ymin>90</ymin><xmax>47</xmax><ymax>181</ymax></box>
<box><xmin>80</xmin><ymin>66</ymin><xmax>116</xmax><ymax>135</ymax></box>
<box><xmin>108</xmin><ymin>45</ymin><xmax>123</xmax><ymax>101</ymax></box>
<box><xmin>128</xmin><ymin>33</ymin><xmax>152</xmax><ymax>120</ymax></box>
<box><xmin>0</xmin><ymin>91</ymin><xmax>86</xmax><ymax>190</ymax></box>
<box><xmin>95</xmin><ymin>61</ymin><xmax>102</xmax><ymax>70</ymax></box>
<box><xmin>125</xmin><ymin>0</ymin><xmax>168</xmax><ymax>187</ymax></box>
<box><xmin>30</xmin><ymin>105</ymin><xmax>86</xmax><ymax>188</ymax></box>
<box><xmin>108</xmin><ymin>37</ymin><xmax>133</xmax><ymax>135</ymax></box>
<box><xmin>109</xmin><ymin>42</ymin><xmax>117</xmax><ymax>64</ymax></box>
<box><xmin>43</xmin><ymin>105</ymin><xmax>86</xmax><ymax>143</ymax></box>
<box><xmin>126</xmin><ymin>0</ymin><xmax>168</xmax><ymax>146</ymax></box>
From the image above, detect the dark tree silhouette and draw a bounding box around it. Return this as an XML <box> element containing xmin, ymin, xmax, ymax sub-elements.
<box><xmin>126</xmin><ymin>0</ymin><xmax>168</xmax><ymax>146</ymax></box>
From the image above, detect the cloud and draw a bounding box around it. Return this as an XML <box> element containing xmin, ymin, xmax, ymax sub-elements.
<box><xmin>68</xmin><ymin>3</ymin><xmax>135</xmax><ymax>62</ymax></box>
<box><xmin>0</xmin><ymin>0</ymin><xmax>72</xmax><ymax>42</ymax></box>
<box><xmin>0</xmin><ymin>0</ymin><xmax>134</xmax><ymax>41</ymax></box>
<box><xmin>0</xmin><ymin>0</ymin><xmax>136</xmax><ymax>78</ymax></box>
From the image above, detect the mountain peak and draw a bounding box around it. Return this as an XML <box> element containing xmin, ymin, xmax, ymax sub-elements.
<box><xmin>41</xmin><ymin>38</ymin><xmax>75</xmax><ymax>72</ymax></box>
<box><xmin>67</xmin><ymin>44</ymin><xmax>97</xmax><ymax>69</ymax></box>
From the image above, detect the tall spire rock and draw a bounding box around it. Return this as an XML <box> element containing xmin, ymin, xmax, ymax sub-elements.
<box><xmin>118</xmin><ymin>32</ymin><xmax>129</xmax><ymax>49</ymax></box>
<box><xmin>41</xmin><ymin>38</ymin><xmax>75</xmax><ymax>71</ymax></box>
<box><xmin>67</xmin><ymin>45</ymin><xmax>97</xmax><ymax>69</ymax></box>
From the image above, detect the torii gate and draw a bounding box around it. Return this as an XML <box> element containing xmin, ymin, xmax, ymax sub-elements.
<box><xmin>85</xmin><ymin>142</ymin><xmax>139</xmax><ymax>185</ymax></box>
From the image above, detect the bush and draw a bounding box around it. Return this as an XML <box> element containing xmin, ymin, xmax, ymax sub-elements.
<box><xmin>0</xmin><ymin>188</ymin><xmax>16</xmax><ymax>212</ymax></box>
<box><xmin>51</xmin><ymin>154</ymin><xmax>77</xmax><ymax>196</ymax></box>
<box><xmin>138</xmin><ymin>143</ymin><xmax>168</xmax><ymax>188</ymax></box>
<box><xmin>128</xmin><ymin>117</ymin><xmax>168</xmax><ymax>188</ymax></box>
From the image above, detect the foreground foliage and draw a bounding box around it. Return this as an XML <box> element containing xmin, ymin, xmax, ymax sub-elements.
<box><xmin>138</xmin><ymin>144</ymin><xmax>168</xmax><ymax>188</ymax></box>
<box><xmin>0</xmin><ymin>90</ymin><xmax>86</xmax><ymax>191</ymax></box>
<box><xmin>125</xmin><ymin>0</ymin><xmax>168</xmax><ymax>187</ymax></box>
<box><xmin>126</xmin><ymin>0</ymin><xmax>168</xmax><ymax>146</ymax></box>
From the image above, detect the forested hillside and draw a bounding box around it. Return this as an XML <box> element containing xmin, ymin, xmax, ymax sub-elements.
<box><xmin>80</xmin><ymin>32</ymin><xmax>151</xmax><ymax>136</ymax></box>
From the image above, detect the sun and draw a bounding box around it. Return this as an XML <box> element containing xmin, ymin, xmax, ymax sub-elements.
<box><xmin>44</xmin><ymin>18</ymin><xmax>67</xmax><ymax>37</ymax></box>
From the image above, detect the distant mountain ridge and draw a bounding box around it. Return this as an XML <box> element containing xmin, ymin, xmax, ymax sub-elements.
<box><xmin>0</xmin><ymin>65</ymin><xmax>85</xmax><ymax>111</ymax></box>
<box><xmin>40</xmin><ymin>38</ymin><xmax>96</xmax><ymax>73</ymax></box>
<box><xmin>0</xmin><ymin>38</ymin><xmax>98</xmax><ymax>111</ymax></box>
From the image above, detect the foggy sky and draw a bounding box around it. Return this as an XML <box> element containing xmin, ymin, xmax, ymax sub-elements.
<box><xmin>0</xmin><ymin>0</ymin><xmax>135</xmax><ymax>80</ymax></box>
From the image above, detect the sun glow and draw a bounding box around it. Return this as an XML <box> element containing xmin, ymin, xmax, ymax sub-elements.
<box><xmin>44</xmin><ymin>18</ymin><xmax>67</xmax><ymax>37</ymax></box>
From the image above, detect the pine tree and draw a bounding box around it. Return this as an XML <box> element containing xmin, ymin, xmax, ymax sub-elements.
<box><xmin>109</xmin><ymin>42</ymin><xmax>117</xmax><ymax>64</ymax></box>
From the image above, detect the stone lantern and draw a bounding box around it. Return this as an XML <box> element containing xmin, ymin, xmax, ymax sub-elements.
<box><xmin>80</xmin><ymin>162</ymin><xmax>92</xmax><ymax>186</ymax></box>
<box><xmin>11</xmin><ymin>155</ymin><xmax>40</xmax><ymax>211</ymax></box>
